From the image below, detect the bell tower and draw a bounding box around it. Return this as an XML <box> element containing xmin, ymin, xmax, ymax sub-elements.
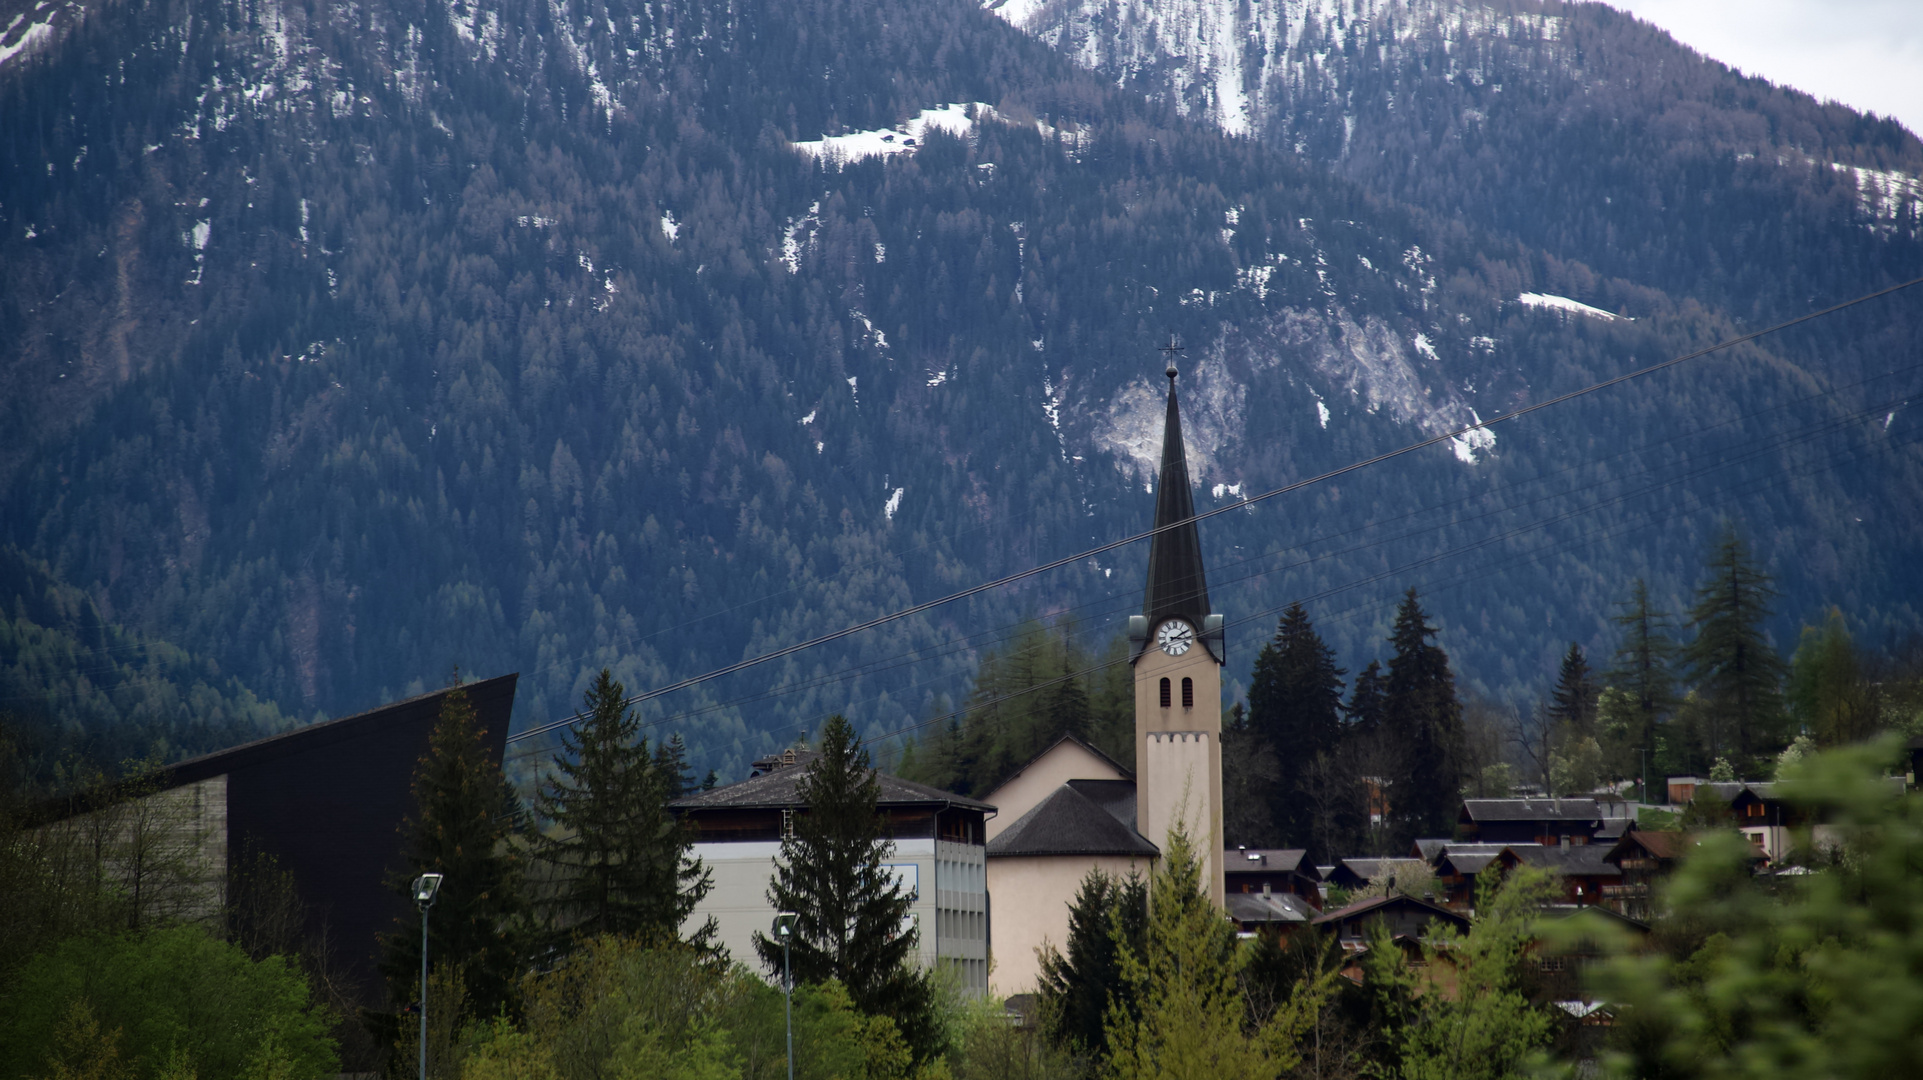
<box><xmin>1128</xmin><ymin>350</ymin><xmax>1226</xmax><ymax>906</ymax></box>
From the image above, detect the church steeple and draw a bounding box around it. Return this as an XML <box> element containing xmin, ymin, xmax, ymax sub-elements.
<box><xmin>1142</xmin><ymin>362</ymin><xmax>1211</xmax><ymax>634</ymax></box>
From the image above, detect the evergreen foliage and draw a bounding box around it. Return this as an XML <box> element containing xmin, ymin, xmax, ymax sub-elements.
<box><xmin>753</xmin><ymin>715</ymin><xmax>935</xmax><ymax>1060</ymax></box>
<box><xmin>1035</xmin><ymin>867</ymin><xmax>1148</xmax><ymax>1062</ymax></box>
<box><xmin>1607</xmin><ymin>577</ymin><xmax>1680</xmax><ymax>777</ymax></box>
<box><xmin>1101</xmin><ymin>821</ymin><xmax>1331</xmax><ymax>1080</ymax></box>
<box><xmin>1383</xmin><ymin>590</ymin><xmax>1465</xmax><ymax>842</ymax></box>
<box><xmin>1592</xmin><ymin>738</ymin><xmax>1923</xmax><ymax>1079</ymax></box>
<box><xmin>1682</xmin><ymin>526</ymin><xmax>1790</xmax><ymax>770</ymax></box>
<box><xmin>902</xmin><ymin>623</ymin><xmax>1131</xmax><ymax>797</ymax></box>
<box><xmin>534</xmin><ymin>669</ymin><xmax>714</xmax><ymax>950</ymax></box>
<box><xmin>1244</xmin><ymin>603</ymin><xmax>1346</xmax><ymax>852</ymax></box>
<box><xmin>380</xmin><ymin>682</ymin><xmax>530</xmax><ymax>1024</ymax></box>
<box><xmin>1787</xmin><ymin>609</ymin><xmax>1881</xmax><ymax>746</ymax></box>
<box><xmin>1364</xmin><ymin>867</ymin><xmax>1558</xmax><ymax>1080</ymax></box>
<box><xmin>1548</xmin><ymin>644</ymin><xmax>1598</xmax><ymax>734</ymax></box>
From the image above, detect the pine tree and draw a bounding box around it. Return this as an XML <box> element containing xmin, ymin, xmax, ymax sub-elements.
<box><xmin>1102</xmin><ymin>821</ymin><xmax>1329</xmax><ymax>1080</ymax></box>
<box><xmin>535</xmin><ymin>670</ymin><xmax>715</xmax><ymax>949</ymax></box>
<box><xmin>1682</xmin><ymin>527</ymin><xmax>1789</xmax><ymax>768</ymax></box>
<box><xmin>381</xmin><ymin>682</ymin><xmax>529</xmax><ymax>1023</ymax></box>
<box><xmin>1787</xmin><ymin>609</ymin><xmax>1880</xmax><ymax>746</ymax></box>
<box><xmin>754</xmin><ymin>715</ymin><xmax>936</xmax><ymax>1058</ymax></box>
<box><xmin>1245</xmin><ymin>603</ymin><xmax>1346</xmax><ymax>852</ymax></box>
<box><xmin>1608</xmin><ymin>578</ymin><xmax>1679</xmax><ymax>772</ymax></box>
<box><xmin>1549</xmin><ymin>644</ymin><xmax>1598</xmax><ymax>734</ymax></box>
<box><xmin>1383</xmin><ymin>590</ymin><xmax>1465</xmax><ymax>842</ymax></box>
<box><xmin>1037</xmin><ymin>867</ymin><xmax>1148</xmax><ymax>1060</ymax></box>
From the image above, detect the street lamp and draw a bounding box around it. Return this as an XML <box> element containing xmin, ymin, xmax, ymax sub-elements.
<box><xmin>412</xmin><ymin>873</ymin><xmax>444</xmax><ymax>1080</ymax></box>
<box><xmin>774</xmin><ymin>911</ymin><xmax>797</xmax><ymax>1080</ymax></box>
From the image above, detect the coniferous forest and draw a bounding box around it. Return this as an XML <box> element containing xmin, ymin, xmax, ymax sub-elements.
<box><xmin>0</xmin><ymin>0</ymin><xmax>1919</xmax><ymax>791</ymax></box>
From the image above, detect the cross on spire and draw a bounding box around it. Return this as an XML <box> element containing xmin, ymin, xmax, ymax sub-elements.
<box><xmin>1159</xmin><ymin>335</ymin><xmax>1183</xmax><ymax>379</ymax></box>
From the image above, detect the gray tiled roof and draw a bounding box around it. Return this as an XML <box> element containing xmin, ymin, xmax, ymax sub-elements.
<box><xmin>1066</xmin><ymin>778</ymin><xmax>1137</xmax><ymax>828</ymax></box>
<box><xmin>1461</xmin><ymin>798</ymin><xmax>1603</xmax><ymax>822</ymax></box>
<box><xmin>1227</xmin><ymin>891</ymin><xmax>1316</xmax><ymax>924</ymax></box>
<box><xmin>986</xmin><ymin>784</ymin><xmax>1159</xmax><ymax>858</ymax></box>
<box><xmin>1226</xmin><ymin>848</ymin><xmax>1314</xmax><ymax>876</ymax></box>
<box><xmin>1508</xmin><ymin>844</ymin><xmax>1622</xmax><ymax>877</ymax></box>
<box><xmin>669</xmin><ymin>762</ymin><xmax>993</xmax><ymax>812</ymax></box>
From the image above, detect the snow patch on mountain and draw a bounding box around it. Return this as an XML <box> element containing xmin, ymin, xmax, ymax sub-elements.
<box><xmin>1090</xmin><ymin>360</ymin><xmax>1246</xmax><ymax>489</ymax></box>
<box><xmin>792</xmin><ymin>104</ymin><xmax>984</xmax><ymax>162</ymax></box>
<box><xmin>1516</xmin><ymin>293</ymin><xmax>1627</xmax><ymax>321</ymax></box>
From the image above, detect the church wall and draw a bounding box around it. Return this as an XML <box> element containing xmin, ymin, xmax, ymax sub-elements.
<box><xmin>986</xmin><ymin>852</ymin><xmax>1152</xmax><ymax>996</ymax></box>
<box><xmin>1131</xmin><ymin>644</ymin><xmax>1225</xmax><ymax>904</ymax></box>
<box><xmin>982</xmin><ymin>741</ymin><xmax>1128</xmax><ymax>843</ymax></box>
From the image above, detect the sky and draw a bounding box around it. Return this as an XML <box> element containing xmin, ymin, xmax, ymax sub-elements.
<box><xmin>1608</xmin><ymin>0</ymin><xmax>1923</xmax><ymax>137</ymax></box>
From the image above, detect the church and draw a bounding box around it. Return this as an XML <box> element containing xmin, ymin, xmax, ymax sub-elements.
<box><xmin>674</xmin><ymin>357</ymin><xmax>1229</xmax><ymax>997</ymax></box>
<box><xmin>983</xmin><ymin>356</ymin><xmax>1227</xmax><ymax>995</ymax></box>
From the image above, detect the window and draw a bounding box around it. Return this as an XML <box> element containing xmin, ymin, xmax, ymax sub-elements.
<box><xmin>1159</xmin><ymin>677</ymin><xmax>1171</xmax><ymax>708</ymax></box>
<box><xmin>1182</xmin><ymin>677</ymin><xmax>1194</xmax><ymax>708</ymax></box>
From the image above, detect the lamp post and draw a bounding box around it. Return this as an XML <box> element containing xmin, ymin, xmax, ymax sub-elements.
<box><xmin>774</xmin><ymin>911</ymin><xmax>797</xmax><ymax>1080</ymax></box>
<box><xmin>412</xmin><ymin>873</ymin><xmax>444</xmax><ymax>1080</ymax></box>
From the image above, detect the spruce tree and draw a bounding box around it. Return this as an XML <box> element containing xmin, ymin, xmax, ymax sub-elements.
<box><xmin>1683</xmin><ymin>526</ymin><xmax>1789</xmax><ymax>768</ymax></box>
<box><xmin>535</xmin><ymin>670</ymin><xmax>714</xmax><ymax>949</ymax></box>
<box><xmin>380</xmin><ymin>682</ymin><xmax>529</xmax><ymax>1022</ymax></box>
<box><xmin>1383</xmin><ymin>589</ymin><xmax>1465</xmax><ymax>842</ymax></box>
<box><xmin>1608</xmin><ymin>578</ymin><xmax>1679</xmax><ymax>765</ymax></box>
<box><xmin>754</xmin><ymin>715</ymin><xmax>936</xmax><ymax>1058</ymax></box>
<box><xmin>1549</xmin><ymin>644</ymin><xmax>1598</xmax><ymax>734</ymax></box>
<box><xmin>1245</xmin><ymin>603</ymin><xmax>1346</xmax><ymax>852</ymax></box>
<box><xmin>1037</xmin><ymin>867</ymin><xmax>1148</xmax><ymax>1060</ymax></box>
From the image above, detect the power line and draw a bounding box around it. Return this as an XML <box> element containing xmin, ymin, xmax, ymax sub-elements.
<box><xmin>506</xmin><ymin>273</ymin><xmax>1923</xmax><ymax>745</ymax></box>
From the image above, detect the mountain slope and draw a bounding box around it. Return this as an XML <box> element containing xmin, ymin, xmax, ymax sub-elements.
<box><xmin>1</xmin><ymin>0</ymin><xmax>1919</xmax><ymax>780</ymax></box>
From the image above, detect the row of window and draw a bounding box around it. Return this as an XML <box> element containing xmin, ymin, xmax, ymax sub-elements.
<box><xmin>1157</xmin><ymin>676</ymin><xmax>1194</xmax><ymax>708</ymax></box>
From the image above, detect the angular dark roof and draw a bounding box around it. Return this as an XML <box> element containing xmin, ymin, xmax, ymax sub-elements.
<box><xmin>1311</xmin><ymin>891</ymin><xmax>1470</xmax><ymax>929</ymax></box>
<box><xmin>1412</xmin><ymin>838</ymin><xmax>1451</xmax><ymax>863</ymax></box>
<box><xmin>1330</xmin><ymin>856</ymin><xmax>1431</xmax><ymax>887</ymax></box>
<box><xmin>1610</xmin><ymin>830</ymin><xmax>1686</xmax><ymax>861</ymax></box>
<box><xmin>670</xmin><ymin>762</ymin><xmax>992</xmax><ymax>813</ymax></box>
<box><xmin>1139</xmin><ymin>368</ymin><xmax>1210</xmax><ymax>644</ymax></box>
<box><xmin>986</xmin><ymin>784</ymin><xmax>1159</xmax><ymax>858</ymax></box>
<box><xmin>1066</xmin><ymin>778</ymin><xmax>1137</xmax><ymax>829</ymax></box>
<box><xmin>1226</xmin><ymin>848</ymin><xmax>1314</xmax><ymax>876</ymax></box>
<box><xmin>1227</xmin><ymin>891</ymin><xmax>1317</xmax><ymax>924</ymax></box>
<box><xmin>1508</xmin><ymin>844</ymin><xmax>1622</xmax><ymax>877</ymax></box>
<box><xmin>1461</xmin><ymin>798</ymin><xmax>1603</xmax><ymax>823</ymax></box>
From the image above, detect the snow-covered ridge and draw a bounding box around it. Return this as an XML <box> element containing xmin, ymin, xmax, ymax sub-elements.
<box><xmin>1516</xmin><ymin>293</ymin><xmax>1628</xmax><ymax>322</ymax></box>
<box><xmin>986</xmin><ymin>0</ymin><xmax>1560</xmax><ymax>140</ymax></box>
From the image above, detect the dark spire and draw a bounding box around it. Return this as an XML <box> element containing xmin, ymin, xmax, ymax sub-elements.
<box><xmin>1142</xmin><ymin>360</ymin><xmax>1211</xmax><ymax>632</ymax></box>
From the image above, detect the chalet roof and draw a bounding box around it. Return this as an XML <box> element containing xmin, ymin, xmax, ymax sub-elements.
<box><xmin>1596</xmin><ymin>817</ymin><xmax>1632</xmax><ymax>841</ymax></box>
<box><xmin>1460</xmin><ymin>798</ymin><xmax>1603</xmax><ymax>823</ymax></box>
<box><xmin>1412</xmin><ymin>839</ymin><xmax>1451</xmax><ymax>863</ymax></box>
<box><xmin>1226</xmin><ymin>848</ymin><xmax>1314</xmax><ymax>876</ymax></box>
<box><xmin>1311</xmin><ymin>891</ymin><xmax>1471</xmax><ymax>930</ymax></box>
<box><xmin>1138</xmin><ymin>367</ymin><xmax>1210</xmax><ymax>649</ymax></box>
<box><xmin>986</xmin><ymin>783</ymin><xmax>1158</xmax><ymax>858</ymax></box>
<box><xmin>1610</xmin><ymin>830</ymin><xmax>1686</xmax><ymax>861</ymax></box>
<box><xmin>1227</xmin><ymin>891</ymin><xmax>1317</xmax><ymax>924</ymax></box>
<box><xmin>1508</xmin><ymin>844</ymin><xmax>1622</xmax><ymax>878</ymax></box>
<box><xmin>670</xmin><ymin>761</ymin><xmax>992</xmax><ymax>813</ymax></box>
<box><xmin>1436</xmin><ymin>850</ymin><xmax>1511</xmax><ymax>876</ymax></box>
<box><xmin>1328</xmin><ymin>857</ymin><xmax>1431</xmax><ymax>888</ymax></box>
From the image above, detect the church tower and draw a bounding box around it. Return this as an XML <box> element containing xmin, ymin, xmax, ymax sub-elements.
<box><xmin>1128</xmin><ymin>357</ymin><xmax>1226</xmax><ymax>906</ymax></box>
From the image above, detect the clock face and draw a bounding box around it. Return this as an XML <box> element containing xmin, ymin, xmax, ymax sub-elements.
<box><xmin>1156</xmin><ymin>619</ymin><xmax>1195</xmax><ymax>656</ymax></box>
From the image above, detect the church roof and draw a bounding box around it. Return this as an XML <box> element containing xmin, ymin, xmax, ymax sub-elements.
<box><xmin>1141</xmin><ymin>367</ymin><xmax>1211</xmax><ymax>639</ymax></box>
<box><xmin>986</xmin><ymin>783</ymin><xmax>1159</xmax><ymax>858</ymax></box>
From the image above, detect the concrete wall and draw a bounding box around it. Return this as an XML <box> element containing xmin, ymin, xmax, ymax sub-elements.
<box><xmin>987</xmin><ymin>853</ymin><xmax>1151</xmax><ymax>997</ymax></box>
<box><xmin>983</xmin><ymin>742</ymin><xmax>1127</xmax><ymax>842</ymax></box>
<box><xmin>690</xmin><ymin>837</ymin><xmax>990</xmax><ymax>994</ymax></box>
